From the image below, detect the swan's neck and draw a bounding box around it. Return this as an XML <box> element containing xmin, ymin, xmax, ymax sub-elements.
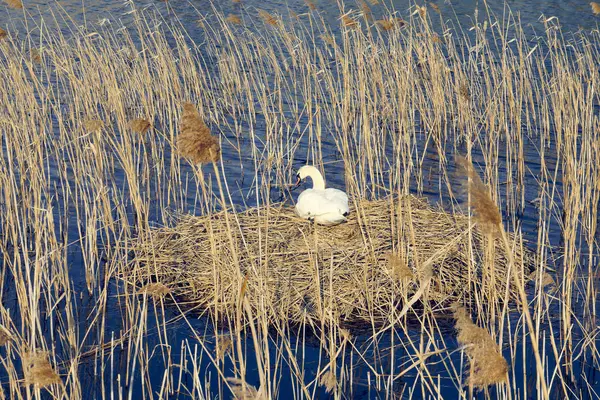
<box><xmin>308</xmin><ymin>169</ymin><xmax>325</xmax><ymax>190</ymax></box>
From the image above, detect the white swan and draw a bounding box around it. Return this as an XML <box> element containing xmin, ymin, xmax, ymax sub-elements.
<box><xmin>294</xmin><ymin>165</ymin><xmax>350</xmax><ymax>226</ymax></box>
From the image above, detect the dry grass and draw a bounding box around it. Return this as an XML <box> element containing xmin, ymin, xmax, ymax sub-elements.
<box><xmin>129</xmin><ymin>196</ymin><xmax>532</xmax><ymax>324</ymax></box>
<box><xmin>0</xmin><ymin>28</ymin><xmax>7</xmax><ymax>39</ymax></box>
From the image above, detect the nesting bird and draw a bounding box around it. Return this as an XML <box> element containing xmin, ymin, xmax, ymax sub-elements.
<box><xmin>294</xmin><ymin>165</ymin><xmax>349</xmax><ymax>225</ymax></box>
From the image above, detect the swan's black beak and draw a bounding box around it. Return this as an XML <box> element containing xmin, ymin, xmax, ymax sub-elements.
<box><xmin>293</xmin><ymin>174</ymin><xmax>301</xmax><ymax>188</ymax></box>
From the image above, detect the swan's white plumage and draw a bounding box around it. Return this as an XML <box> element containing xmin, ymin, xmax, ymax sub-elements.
<box><xmin>295</xmin><ymin>166</ymin><xmax>349</xmax><ymax>225</ymax></box>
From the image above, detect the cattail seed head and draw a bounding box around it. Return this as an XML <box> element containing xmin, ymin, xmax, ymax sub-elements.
<box><xmin>591</xmin><ymin>2</ymin><xmax>600</xmax><ymax>15</ymax></box>
<box><xmin>84</xmin><ymin>119</ymin><xmax>104</xmax><ymax>132</ymax></box>
<box><xmin>23</xmin><ymin>352</ymin><xmax>61</xmax><ymax>388</ymax></box>
<box><xmin>0</xmin><ymin>28</ymin><xmax>7</xmax><ymax>39</ymax></box>
<box><xmin>226</xmin><ymin>14</ymin><xmax>242</xmax><ymax>24</ymax></box>
<box><xmin>341</xmin><ymin>14</ymin><xmax>358</xmax><ymax>28</ymax></box>
<box><xmin>454</xmin><ymin>305</ymin><xmax>508</xmax><ymax>388</ymax></box>
<box><xmin>4</xmin><ymin>0</ymin><xmax>23</xmax><ymax>9</ymax></box>
<box><xmin>128</xmin><ymin>118</ymin><xmax>152</xmax><ymax>135</ymax></box>
<box><xmin>177</xmin><ymin>103</ymin><xmax>220</xmax><ymax>164</ymax></box>
<box><xmin>257</xmin><ymin>9</ymin><xmax>278</xmax><ymax>26</ymax></box>
<box><xmin>455</xmin><ymin>156</ymin><xmax>502</xmax><ymax>236</ymax></box>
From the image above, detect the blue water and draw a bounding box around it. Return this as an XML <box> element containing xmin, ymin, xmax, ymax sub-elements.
<box><xmin>1</xmin><ymin>0</ymin><xmax>600</xmax><ymax>399</ymax></box>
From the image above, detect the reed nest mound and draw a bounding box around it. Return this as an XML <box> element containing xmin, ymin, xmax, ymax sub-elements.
<box><xmin>129</xmin><ymin>196</ymin><xmax>534</xmax><ymax>325</ymax></box>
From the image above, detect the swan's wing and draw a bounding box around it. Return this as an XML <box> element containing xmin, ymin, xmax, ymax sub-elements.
<box><xmin>323</xmin><ymin>189</ymin><xmax>350</xmax><ymax>215</ymax></box>
<box><xmin>296</xmin><ymin>189</ymin><xmax>350</xmax><ymax>219</ymax></box>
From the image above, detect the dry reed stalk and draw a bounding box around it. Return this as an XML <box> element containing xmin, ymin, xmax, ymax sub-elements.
<box><xmin>257</xmin><ymin>9</ymin><xmax>278</xmax><ymax>26</ymax></box>
<box><xmin>226</xmin><ymin>14</ymin><xmax>242</xmax><ymax>25</ymax></box>
<box><xmin>455</xmin><ymin>156</ymin><xmax>501</xmax><ymax>236</ymax></box>
<box><xmin>4</xmin><ymin>0</ymin><xmax>22</xmax><ymax>9</ymax></box>
<box><xmin>454</xmin><ymin>306</ymin><xmax>508</xmax><ymax>388</ymax></box>
<box><xmin>591</xmin><ymin>2</ymin><xmax>600</xmax><ymax>14</ymax></box>
<box><xmin>0</xmin><ymin>28</ymin><xmax>7</xmax><ymax>39</ymax></box>
<box><xmin>177</xmin><ymin>103</ymin><xmax>220</xmax><ymax>163</ymax></box>
<box><xmin>429</xmin><ymin>2</ymin><xmax>441</xmax><ymax>14</ymax></box>
<box><xmin>128</xmin><ymin>118</ymin><xmax>152</xmax><ymax>135</ymax></box>
<box><xmin>23</xmin><ymin>352</ymin><xmax>61</xmax><ymax>388</ymax></box>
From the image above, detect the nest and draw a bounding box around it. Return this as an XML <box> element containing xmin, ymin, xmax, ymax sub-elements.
<box><xmin>128</xmin><ymin>196</ymin><xmax>533</xmax><ymax>325</ymax></box>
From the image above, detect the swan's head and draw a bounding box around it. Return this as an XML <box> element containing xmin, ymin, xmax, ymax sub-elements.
<box><xmin>295</xmin><ymin>165</ymin><xmax>325</xmax><ymax>190</ymax></box>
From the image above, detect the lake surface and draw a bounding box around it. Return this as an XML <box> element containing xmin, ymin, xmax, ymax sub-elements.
<box><xmin>1</xmin><ymin>0</ymin><xmax>600</xmax><ymax>399</ymax></box>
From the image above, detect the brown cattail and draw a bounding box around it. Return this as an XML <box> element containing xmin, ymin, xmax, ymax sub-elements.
<box><xmin>386</xmin><ymin>252</ymin><xmax>414</xmax><ymax>281</ymax></box>
<box><xmin>341</xmin><ymin>14</ymin><xmax>358</xmax><ymax>28</ymax></box>
<box><xmin>0</xmin><ymin>28</ymin><xmax>7</xmax><ymax>39</ymax></box>
<box><xmin>360</xmin><ymin>1</ymin><xmax>372</xmax><ymax>21</ymax></box>
<box><xmin>458</xmin><ymin>83</ymin><xmax>470</xmax><ymax>100</ymax></box>
<box><xmin>320</xmin><ymin>34</ymin><xmax>335</xmax><ymax>47</ymax></box>
<box><xmin>23</xmin><ymin>352</ymin><xmax>61</xmax><ymax>388</ymax></box>
<box><xmin>227</xmin><ymin>377</ymin><xmax>261</xmax><ymax>399</ymax></box>
<box><xmin>216</xmin><ymin>336</ymin><xmax>232</xmax><ymax>360</ymax></box>
<box><xmin>376</xmin><ymin>19</ymin><xmax>394</xmax><ymax>31</ymax></box>
<box><xmin>128</xmin><ymin>118</ymin><xmax>152</xmax><ymax>135</ymax></box>
<box><xmin>528</xmin><ymin>270</ymin><xmax>555</xmax><ymax>288</ymax></box>
<box><xmin>30</xmin><ymin>48</ymin><xmax>41</xmax><ymax>63</ymax></box>
<box><xmin>0</xmin><ymin>325</ymin><xmax>11</xmax><ymax>346</ymax></box>
<box><xmin>257</xmin><ymin>9</ymin><xmax>278</xmax><ymax>26</ymax></box>
<box><xmin>591</xmin><ymin>2</ymin><xmax>600</xmax><ymax>15</ymax></box>
<box><xmin>319</xmin><ymin>370</ymin><xmax>337</xmax><ymax>394</ymax></box>
<box><xmin>177</xmin><ymin>103</ymin><xmax>220</xmax><ymax>164</ymax></box>
<box><xmin>4</xmin><ymin>0</ymin><xmax>23</xmax><ymax>9</ymax></box>
<box><xmin>454</xmin><ymin>306</ymin><xmax>508</xmax><ymax>388</ymax></box>
<box><xmin>83</xmin><ymin>119</ymin><xmax>104</xmax><ymax>132</ymax></box>
<box><xmin>376</xmin><ymin>18</ymin><xmax>405</xmax><ymax>31</ymax></box>
<box><xmin>138</xmin><ymin>282</ymin><xmax>171</xmax><ymax>298</ymax></box>
<box><xmin>414</xmin><ymin>5</ymin><xmax>427</xmax><ymax>18</ymax></box>
<box><xmin>226</xmin><ymin>14</ymin><xmax>242</xmax><ymax>24</ymax></box>
<box><xmin>455</xmin><ymin>156</ymin><xmax>502</xmax><ymax>236</ymax></box>
<box><xmin>429</xmin><ymin>2</ymin><xmax>441</xmax><ymax>14</ymax></box>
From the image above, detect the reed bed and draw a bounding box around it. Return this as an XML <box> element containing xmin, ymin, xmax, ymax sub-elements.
<box><xmin>130</xmin><ymin>196</ymin><xmax>533</xmax><ymax>325</ymax></box>
<box><xmin>0</xmin><ymin>0</ymin><xmax>598</xmax><ymax>398</ymax></box>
